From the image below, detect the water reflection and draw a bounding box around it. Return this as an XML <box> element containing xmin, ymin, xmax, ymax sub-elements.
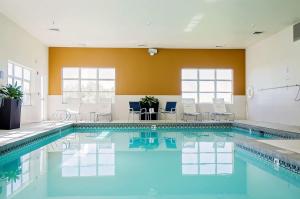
<box><xmin>0</xmin><ymin>130</ymin><xmax>300</xmax><ymax>199</ymax></box>
<box><xmin>182</xmin><ymin>140</ymin><xmax>233</xmax><ymax>175</ymax></box>
<box><xmin>62</xmin><ymin>142</ymin><xmax>115</xmax><ymax>177</ymax></box>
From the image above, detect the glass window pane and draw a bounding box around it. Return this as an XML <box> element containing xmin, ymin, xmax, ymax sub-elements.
<box><xmin>200</xmin><ymin>164</ymin><xmax>216</xmax><ymax>175</ymax></box>
<box><xmin>199</xmin><ymin>81</ymin><xmax>215</xmax><ymax>92</ymax></box>
<box><xmin>62</xmin><ymin>166</ymin><xmax>78</xmax><ymax>177</ymax></box>
<box><xmin>182</xmin><ymin>165</ymin><xmax>198</xmax><ymax>175</ymax></box>
<box><xmin>99</xmin><ymin>154</ymin><xmax>115</xmax><ymax>164</ymax></box>
<box><xmin>81</xmin><ymin>68</ymin><xmax>97</xmax><ymax>79</ymax></box>
<box><xmin>182</xmin><ymin>69</ymin><xmax>197</xmax><ymax>79</ymax></box>
<box><xmin>182</xmin><ymin>154</ymin><xmax>198</xmax><ymax>164</ymax></box>
<box><xmin>182</xmin><ymin>81</ymin><xmax>197</xmax><ymax>92</ymax></box>
<box><xmin>200</xmin><ymin>153</ymin><xmax>215</xmax><ymax>164</ymax></box>
<box><xmin>216</xmin><ymin>69</ymin><xmax>232</xmax><ymax>80</ymax></box>
<box><xmin>99</xmin><ymin>92</ymin><xmax>114</xmax><ymax>100</ymax></box>
<box><xmin>182</xmin><ymin>92</ymin><xmax>198</xmax><ymax>103</ymax></box>
<box><xmin>63</xmin><ymin>92</ymin><xmax>80</xmax><ymax>103</ymax></box>
<box><xmin>14</xmin><ymin>79</ymin><xmax>22</xmax><ymax>87</ymax></box>
<box><xmin>199</xmin><ymin>69</ymin><xmax>215</xmax><ymax>80</ymax></box>
<box><xmin>81</xmin><ymin>80</ymin><xmax>97</xmax><ymax>91</ymax></box>
<box><xmin>99</xmin><ymin>68</ymin><xmax>115</xmax><ymax>79</ymax></box>
<box><xmin>217</xmin><ymin>142</ymin><xmax>233</xmax><ymax>152</ymax></box>
<box><xmin>199</xmin><ymin>142</ymin><xmax>215</xmax><ymax>152</ymax></box>
<box><xmin>217</xmin><ymin>153</ymin><xmax>232</xmax><ymax>163</ymax></box>
<box><xmin>217</xmin><ymin>81</ymin><xmax>232</xmax><ymax>92</ymax></box>
<box><xmin>8</xmin><ymin>63</ymin><xmax>13</xmax><ymax>76</ymax></box>
<box><xmin>63</xmin><ymin>80</ymin><xmax>80</xmax><ymax>91</ymax></box>
<box><xmin>80</xmin><ymin>166</ymin><xmax>97</xmax><ymax>176</ymax></box>
<box><xmin>99</xmin><ymin>80</ymin><xmax>115</xmax><ymax>91</ymax></box>
<box><xmin>8</xmin><ymin>77</ymin><xmax>13</xmax><ymax>85</ymax></box>
<box><xmin>63</xmin><ymin>68</ymin><xmax>79</xmax><ymax>78</ymax></box>
<box><xmin>80</xmin><ymin>154</ymin><xmax>96</xmax><ymax>166</ymax></box>
<box><xmin>23</xmin><ymin>81</ymin><xmax>30</xmax><ymax>93</ymax></box>
<box><xmin>98</xmin><ymin>165</ymin><xmax>115</xmax><ymax>176</ymax></box>
<box><xmin>216</xmin><ymin>93</ymin><xmax>232</xmax><ymax>104</ymax></box>
<box><xmin>217</xmin><ymin>164</ymin><xmax>232</xmax><ymax>174</ymax></box>
<box><xmin>199</xmin><ymin>93</ymin><xmax>214</xmax><ymax>103</ymax></box>
<box><xmin>14</xmin><ymin>65</ymin><xmax>23</xmax><ymax>78</ymax></box>
<box><xmin>81</xmin><ymin>92</ymin><xmax>97</xmax><ymax>103</ymax></box>
<box><xmin>23</xmin><ymin>69</ymin><xmax>31</xmax><ymax>81</ymax></box>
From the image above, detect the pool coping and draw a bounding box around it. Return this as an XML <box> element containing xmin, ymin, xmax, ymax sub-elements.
<box><xmin>1</xmin><ymin>121</ymin><xmax>300</xmax><ymax>174</ymax></box>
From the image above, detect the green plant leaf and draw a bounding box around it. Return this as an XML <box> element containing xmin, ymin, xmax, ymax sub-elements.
<box><xmin>0</xmin><ymin>83</ymin><xmax>24</xmax><ymax>101</ymax></box>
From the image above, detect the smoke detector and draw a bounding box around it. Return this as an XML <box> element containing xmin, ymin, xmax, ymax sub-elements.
<box><xmin>148</xmin><ymin>48</ymin><xmax>158</xmax><ymax>56</ymax></box>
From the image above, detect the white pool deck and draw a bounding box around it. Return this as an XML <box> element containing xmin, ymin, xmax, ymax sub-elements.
<box><xmin>0</xmin><ymin>120</ymin><xmax>300</xmax><ymax>154</ymax></box>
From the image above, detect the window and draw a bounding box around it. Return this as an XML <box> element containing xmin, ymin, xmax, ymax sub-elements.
<box><xmin>6</xmin><ymin>154</ymin><xmax>31</xmax><ymax>197</ymax></box>
<box><xmin>181</xmin><ymin>69</ymin><xmax>233</xmax><ymax>103</ymax></box>
<box><xmin>182</xmin><ymin>141</ymin><xmax>233</xmax><ymax>175</ymax></box>
<box><xmin>62</xmin><ymin>67</ymin><xmax>115</xmax><ymax>103</ymax></box>
<box><xmin>7</xmin><ymin>62</ymin><xmax>31</xmax><ymax>105</ymax></box>
<box><xmin>62</xmin><ymin>142</ymin><xmax>115</xmax><ymax>177</ymax></box>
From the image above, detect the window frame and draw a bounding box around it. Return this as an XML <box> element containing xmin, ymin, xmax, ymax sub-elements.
<box><xmin>181</xmin><ymin>68</ymin><xmax>234</xmax><ymax>104</ymax></box>
<box><xmin>62</xmin><ymin>67</ymin><xmax>116</xmax><ymax>104</ymax></box>
<box><xmin>7</xmin><ymin>61</ymin><xmax>32</xmax><ymax>106</ymax></box>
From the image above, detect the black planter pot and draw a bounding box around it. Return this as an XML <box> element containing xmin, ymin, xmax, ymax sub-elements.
<box><xmin>140</xmin><ymin>102</ymin><xmax>159</xmax><ymax>120</ymax></box>
<box><xmin>0</xmin><ymin>98</ymin><xmax>22</xmax><ymax>130</ymax></box>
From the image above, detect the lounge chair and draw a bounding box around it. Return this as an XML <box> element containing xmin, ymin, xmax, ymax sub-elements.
<box><xmin>160</xmin><ymin>101</ymin><xmax>177</xmax><ymax>121</ymax></box>
<box><xmin>54</xmin><ymin>98</ymin><xmax>80</xmax><ymax>122</ymax></box>
<box><xmin>211</xmin><ymin>98</ymin><xmax>235</xmax><ymax>121</ymax></box>
<box><xmin>128</xmin><ymin>101</ymin><xmax>146</xmax><ymax>122</ymax></box>
<box><xmin>182</xmin><ymin>98</ymin><xmax>202</xmax><ymax>121</ymax></box>
<box><xmin>96</xmin><ymin>102</ymin><xmax>112</xmax><ymax>122</ymax></box>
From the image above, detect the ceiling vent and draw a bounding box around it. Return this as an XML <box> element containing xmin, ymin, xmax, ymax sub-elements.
<box><xmin>293</xmin><ymin>22</ymin><xmax>300</xmax><ymax>42</ymax></box>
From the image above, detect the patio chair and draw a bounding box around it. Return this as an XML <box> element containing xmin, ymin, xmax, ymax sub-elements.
<box><xmin>96</xmin><ymin>102</ymin><xmax>112</xmax><ymax>122</ymax></box>
<box><xmin>54</xmin><ymin>98</ymin><xmax>81</xmax><ymax>122</ymax></box>
<box><xmin>182</xmin><ymin>98</ymin><xmax>202</xmax><ymax>121</ymax></box>
<box><xmin>211</xmin><ymin>98</ymin><xmax>235</xmax><ymax>121</ymax></box>
<box><xmin>128</xmin><ymin>101</ymin><xmax>146</xmax><ymax>122</ymax></box>
<box><xmin>160</xmin><ymin>101</ymin><xmax>177</xmax><ymax>121</ymax></box>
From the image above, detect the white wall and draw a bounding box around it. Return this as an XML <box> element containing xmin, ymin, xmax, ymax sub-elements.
<box><xmin>0</xmin><ymin>13</ymin><xmax>48</xmax><ymax>124</ymax></box>
<box><xmin>246</xmin><ymin>25</ymin><xmax>300</xmax><ymax>125</ymax></box>
<box><xmin>48</xmin><ymin>95</ymin><xmax>246</xmax><ymax>121</ymax></box>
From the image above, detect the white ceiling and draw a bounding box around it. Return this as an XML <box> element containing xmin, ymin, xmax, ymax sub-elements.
<box><xmin>0</xmin><ymin>0</ymin><xmax>300</xmax><ymax>48</ymax></box>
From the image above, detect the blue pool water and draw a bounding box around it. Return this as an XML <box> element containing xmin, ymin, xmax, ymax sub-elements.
<box><xmin>0</xmin><ymin>127</ymin><xmax>299</xmax><ymax>199</ymax></box>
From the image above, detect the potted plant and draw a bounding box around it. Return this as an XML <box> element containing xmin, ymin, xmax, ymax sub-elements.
<box><xmin>0</xmin><ymin>83</ymin><xmax>23</xmax><ymax>129</ymax></box>
<box><xmin>140</xmin><ymin>96</ymin><xmax>159</xmax><ymax>120</ymax></box>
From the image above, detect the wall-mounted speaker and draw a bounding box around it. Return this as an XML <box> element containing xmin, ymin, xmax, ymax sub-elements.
<box><xmin>293</xmin><ymin>22</ymin><xmax>300</xmax><ymax>42</ymax></box>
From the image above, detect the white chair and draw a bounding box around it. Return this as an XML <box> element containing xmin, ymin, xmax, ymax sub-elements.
<box><xmin>54</xmin><ymin>98</ymin><xmax>80</xmax><ymax>122</ymax></box>
<box><xmin>96</xmin><ymin>102</ymin><xmax>112</xmax><ymax>122</ymax></box>
<box><xmin>94</xmin><ymin>98</ymin><xmax>113</xmax><ymax>122</ymax></box>
<box><xmin>211</xmin><ymin>98</ymin><xmax>235</xmax><ymax>121</ymax></box>
<box><xmin>182</xmin><ymin>98</ymin><xmax>202</xmax><ymax>121</ymax></box>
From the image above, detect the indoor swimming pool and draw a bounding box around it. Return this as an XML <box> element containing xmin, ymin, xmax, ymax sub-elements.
<box><xmin>0</xmin><ymin>126</ymin><xmax>299</xmax><ymax>199</ymax></box>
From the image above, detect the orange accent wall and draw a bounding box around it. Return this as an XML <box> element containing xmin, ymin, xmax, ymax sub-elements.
<box><xmin>49</xmin><ymin>48</ymin><xmax>245</xmax><ymax>95</ymax></box>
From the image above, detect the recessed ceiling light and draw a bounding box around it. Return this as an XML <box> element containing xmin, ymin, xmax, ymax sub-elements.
<box><xmin>216</xmin><ymin>45</ymin><xmax>223</xmax><ymax>48</ymax></box>
<box><xmin>48</xmin><ymin>28</ymin><xmax>60</xmax><ymax>32</ymax></box>
<box><xmin>138</xmin><ymin>44</ymin><xmax>147</xmax><ymax>47</ymax></box>
<box><xmin>253</xmin><ymin>31</ymin><xmax>264</xmax><ymax>35</ymax></box>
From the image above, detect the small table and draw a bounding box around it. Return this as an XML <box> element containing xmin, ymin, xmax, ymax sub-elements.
<box><xmin>145</xmin><ymin>112</ymin><xmax>158</xmax><ymax>120</ymax></box>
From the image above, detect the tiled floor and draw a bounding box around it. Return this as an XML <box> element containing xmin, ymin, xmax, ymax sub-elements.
<box><xmin>258</xmin><ymin>140</ymin><xmax>300</xmax><ymax>154</ymax></box>
<box><xmin>0</xmin><ymin>121</ymin><xmax>72</xmax><ymax>146</ymax></box>
<box><xmin>236</xmin><ymin>120</ymin><xmax>300</xmax><ymax>134</ymax></box>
